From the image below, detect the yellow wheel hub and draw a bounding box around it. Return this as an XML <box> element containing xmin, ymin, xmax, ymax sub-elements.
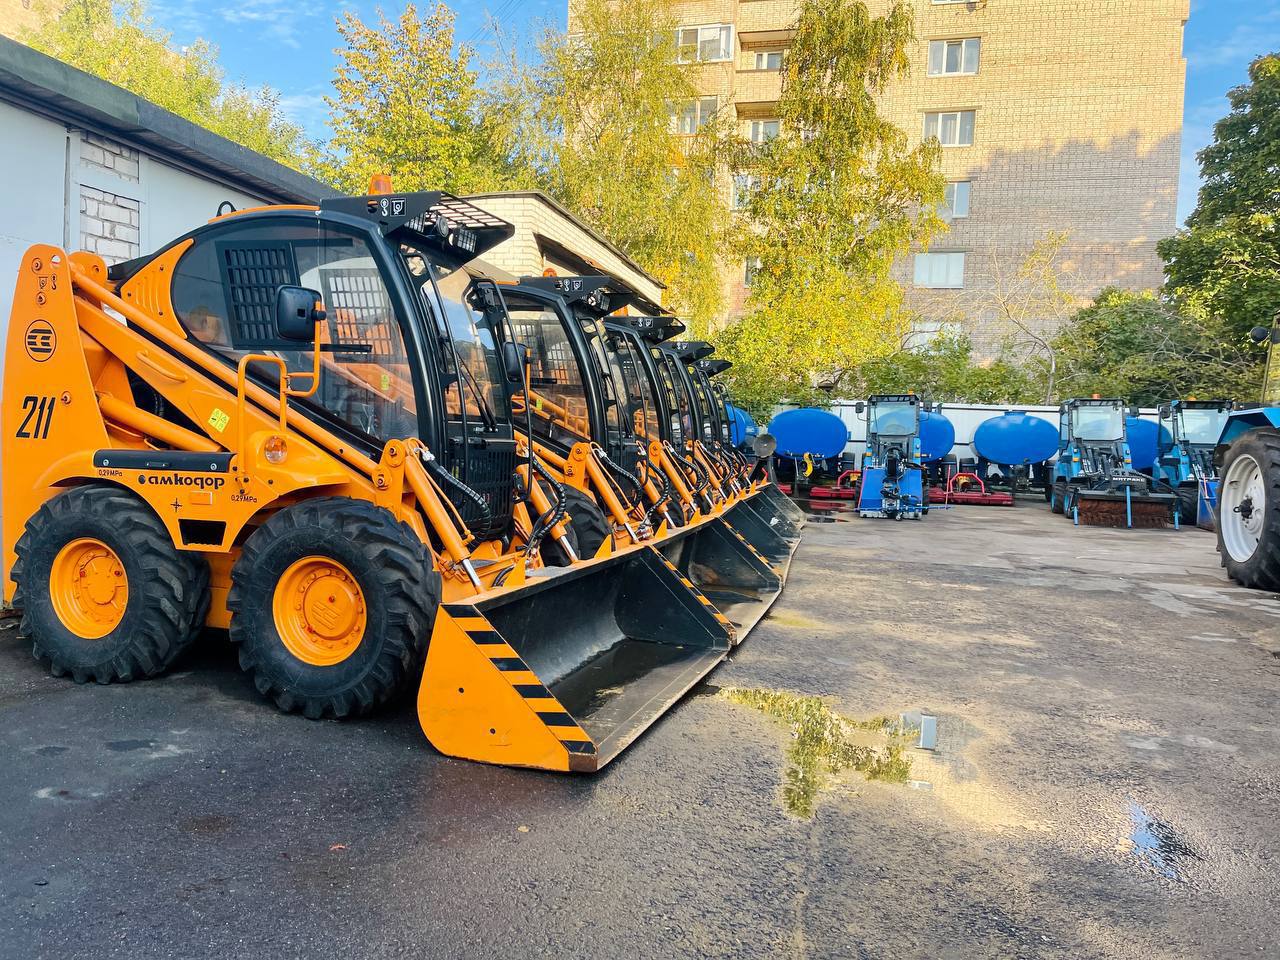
<box><xmin>51</xmin><ymin>538</ymin><xmax>129</xmax><ymax>639</ymax></box>
<box><xmin>272</xmin><ymin>557</ymin><xmax>367</xmax><ymax>666</ymax></box>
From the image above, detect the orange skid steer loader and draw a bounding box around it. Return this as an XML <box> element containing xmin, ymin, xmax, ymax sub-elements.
<box><xmin>2</xmin><ymin>188</ymin><xmax>735</xmax><ymax>772</ymax></box>
<box><xmin>497</xmin><ymin>275</ymin><xmax>794</xmax><ymax>636</ymax></box>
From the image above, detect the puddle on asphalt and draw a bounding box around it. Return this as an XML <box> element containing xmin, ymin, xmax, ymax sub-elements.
<box><xmin>719</xmin><ymin>687</ymin><xmax>912</xmax><ymax>818</ymax></box>
<box><xmin>1127</xmin><ymin>801</ymin><xmax>1202</xmax><ymax>882</ymax></box>
<box><xmin>764</xmin><ymin>609</ymin><xmax>823</xmax><ymax>631</ymax></box>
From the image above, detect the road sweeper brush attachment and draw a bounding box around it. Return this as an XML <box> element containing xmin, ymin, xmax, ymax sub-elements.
<box><xmin>1075</xmin><ymin>493</ymin><xmax>1174</xmax><ymax>528</ymax></box>
<box><xmin>1072</xmin><ymin>475</ymin><xmax>1176</xmax><ymax>529</ymax></box>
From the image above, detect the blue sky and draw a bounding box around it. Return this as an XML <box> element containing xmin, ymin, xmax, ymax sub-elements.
<box><xmin>145</xmin><ymin>0</ymin><xmax>1279</xmax><ymax>223</ymax></box>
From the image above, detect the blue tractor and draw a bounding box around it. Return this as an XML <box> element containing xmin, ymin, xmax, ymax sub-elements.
<box><xmin>1215</xmin><ymin>322</ymin><xmax>1280</xmax><ymax>591</ymax></box>
<box><xmin>856</xmin><ymin>395</ymin><xmax>927</xmax><ymax>520</ymax></box>
<box><xmin>1049</xmin><ymin>398</ymin><xmax>1176</xmax><ymax>527</ymax></box>
<box><xmin>1154</xmin><ymin>399</ymin><xmax>1234</xmax><ymax>528</ymax></box>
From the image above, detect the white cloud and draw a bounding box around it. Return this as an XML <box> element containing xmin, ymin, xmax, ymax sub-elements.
<box><xmin>150</xmin><ymin>0</ymin><xmax>306</xmax><ymax>50</ymax></box>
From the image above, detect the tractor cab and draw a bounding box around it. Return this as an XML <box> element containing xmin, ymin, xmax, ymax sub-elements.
<box><xmin>1154</xmin><ymin>399</ymin><xmax>1233</xmax><ymax>527</ymax></box>
<box><xmin>856</xmin><ymin>395</ymin><xmax>926</xmax><ymax>520</ymax></box>
<box><xmin>1050</xmin><ymin>398</ymin><xmax>1174</xmax><ymax>527</ymax></box>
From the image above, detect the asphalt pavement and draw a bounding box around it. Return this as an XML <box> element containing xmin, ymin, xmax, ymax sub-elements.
<box><xmin>3</xmin><ymin>500</ymin><xmax>1278</xmax><ymax>959</ymax></box>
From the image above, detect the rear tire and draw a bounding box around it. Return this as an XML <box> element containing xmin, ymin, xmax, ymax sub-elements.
<box><xmin>559</xmin><ymin>486</ymin><xmax>611</xmax><ymax>559</ymax></box>
<box><xmin>1050</xmin><ymin>480</ymin><xmax>1067</xmax><ymax>515</ymax></box>
<box><xmin>13</xmin><ymin>485</ymin><xmax>208</xmax><ymax>683</ymax></box>
<box><xmin>228</xmin><ymin>498</ymin><xmax>439</xmax><ymax>719</ymax></box>
<box><xmin>1217</xmin><ymin>429</ymin><xmax>1280</xmax><ymax>591</ymax></box>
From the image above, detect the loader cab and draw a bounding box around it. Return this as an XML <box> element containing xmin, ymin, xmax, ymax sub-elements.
<box><xmin>695</xmin><ymin>358</ymin><xmax>735</xmax><ymax>446</ymax></box>
<box><xmin>126</xmin><ymin>191</ymin><xmax>523</xmax><ymax>538</ymax></box>
<box><xmin>666</xmin><ymin>342</ymin><xmax>719</xmax><ymax>446</ymax></box>
<box><xmin>504</xmin><ymin>275</ymin><xmax>645</xmax><ymax>474</ymax></box>
<box><xmin>604</xmin><ymin>315</ymin><xmax>688</xmax><ymax>448</ymax></box>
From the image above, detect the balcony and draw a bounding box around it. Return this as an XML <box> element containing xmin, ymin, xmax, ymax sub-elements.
<box><xmin>737</xmin><ymin>0</ymin><xmax>799</xmax><ymax>44</ymax></box>
<box><xmin>734</xmin><ymin>68</ymin><xmax>782</xmax><ymax>110</ymax></box>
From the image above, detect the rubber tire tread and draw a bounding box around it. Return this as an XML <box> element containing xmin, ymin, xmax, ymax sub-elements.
<box><xmin>1217</xmin><ymin>429</ymin><xmax>1280</xmax><ymax>592</ymax></box>
<box><xmin>1050</xmin><ymin>480</ymin><xmax>1067</xmax><ymax>515</ymax></box>
<box><xmin>560</xmin><ymin>485</ymin><xmax>611</xmax><ymax>559</ymax></box>
<box><xmin>12</xmin><ymin>485</ymin><xmax>209</xmax><ymax>683</ymax></box>
<box><xmin>227</xmin><ymin>497</ymin><xmax>439</xmax><ymax>720</ymax></box>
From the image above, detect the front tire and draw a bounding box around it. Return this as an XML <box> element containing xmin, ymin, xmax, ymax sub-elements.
<box><xmin>228</xmin><ymin>498</ymin><xmax>439</xmax><ymax>719</ymax></box>
<box><xmin>1217</xmin><ymin>429</ymin><xmax>1280</xmax><ymax>591</ymax></box>
<box><xmin>1050</xmin><ymin>480</ymin><xmax>1067</xmax><ymax>515</ymax></box>
<box><xmin>559</xmin><ymin>486</ymin><xmax>611</xmax><ymax>559</ymax></box>
<box><xmin>13</xmin><ymin>486</ymin><xmax>209</xmax><ymax>683</ymax></box>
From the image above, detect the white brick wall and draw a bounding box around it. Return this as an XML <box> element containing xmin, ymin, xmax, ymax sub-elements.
<box><xmin>80</xmin><ymin>185</ymin><xmax>140</xmax><ymax>264</ymax></box>
<box><xmin>80</xmin><ymin>132</ymin><xmax>140</xmax><ymax>183</ymax></box>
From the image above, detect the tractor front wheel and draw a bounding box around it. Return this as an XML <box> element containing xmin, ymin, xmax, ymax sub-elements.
<box><xmin>228</xmin><ymin>498</ymin><xmax>439</xmax><ymax>719</ymax></box>
<box><xmin>13</xmin><ymin>486</ymin><xmax>209</xmax><ymax>683</ymax></box>
<box><xmin>1050</xmin><ymin>480</ymin><xmax>1067</xmax><ymax>515</ymax></box>
<box><xmin>1217</xmin><ymin>429</ymin><xmax>1280</xmax><ymax>591</ymax></box>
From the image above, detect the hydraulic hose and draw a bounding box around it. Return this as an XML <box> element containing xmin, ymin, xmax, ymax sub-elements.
<box><xmin>526</xmin><ymin>455</ymin><xmax>570</xmax><ymax>559</ymax></box>
<box><xmin>424</xmin><ymin>455</ymin><xmax>492</xmax><ymax>533</ymax></box>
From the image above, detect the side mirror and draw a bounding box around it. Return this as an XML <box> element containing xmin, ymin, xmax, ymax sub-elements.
<box><xmin>1157</xmin><ymin>403</ymin><xmax>1171</xmax><ymax>420</ymax></box>
<box><xmin>501</xmin><ymin>341</ymin><xmax>528</xmax><ymax>385</ymax></box>
<box><xmin>1250</xmin><ymin>325</ymin><xmax>1272</xmax><ymax>345</ymax></box>
<box><xmin>1128</xmin><ymin>405</ymin><xmax>1140</xmax><ymax>418</ymax></box>
<box><xmin>854</xmin><ymin>401</ymin><xmax>865</xmax><ymax>414</ymax></box>
<box><xmin>275</xmin><ymin>285</ymin><xmax>325</xmax><ymax>342</ymax></box>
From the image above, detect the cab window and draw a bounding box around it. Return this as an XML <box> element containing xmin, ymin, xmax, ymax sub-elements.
<box><xmin>170</xmin><ymin>220</ymin><xmax>419</xmax><ymax>443</ymax></box>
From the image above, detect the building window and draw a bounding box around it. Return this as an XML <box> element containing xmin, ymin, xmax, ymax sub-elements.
<box><xmin>732</xmin><ymin>174</ymin><xmax>759</xmax><ymax>210</ymax></box>
<box><xmin>749</xmin><ymin>119</ymin><xmax>780</xmax><ymax>143</ymax></box>
<box><xmin>928</xmin><ymin>38</ymin><xmax>980</xmax><ymax>76</ymax></box>
<box><xmin>744</xmin><ymin>257</ymin><xmax>762</xmax><ymax>286</ymax></box>
<box><xmin>754</xmin><ymin>50</ymin><xmax>783</xmax><ymax>70</ymax></box>
<box><xmin>913</xmin><ymin>252</ymin><xmax>966</xmax><ymax>289</ymax></box>
<box><xmin>942</xmin><ymin>181</ymin><xmax>971</xmax><ymax>219</ymax></box>
<box><xmin>923</xmin><ymin>110</ymin><xmax>975</xmax><ymax>147</ymax></box>
<box><xmin>676</xmin><ymin>24</ymin><xmax>733</xmax><ymax>63</ymax></box>
<box><xmin>671</xmin><ymin>97</ymin><xmax>719</xmax><ymax>134</ymax></box>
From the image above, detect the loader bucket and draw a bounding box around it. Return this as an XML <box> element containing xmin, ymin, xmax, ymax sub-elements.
<box><xmin>756</xmin><ymin>482</ymin><xmax>806</xmax><ymax>528</ymax></box>
<box><xmin>720</xmin><ymin>496</ymin><xmax>800</xmax><ymax>577</ymax></box>
<box><xmin>653</xmin><ymin>518</ymin><xmax>785</xmax><ymax>639</ymax></box>
<box><xmin>418</xmin><ymin>545</ymin><xmax>733</xmax><ymax>772</ymax></box>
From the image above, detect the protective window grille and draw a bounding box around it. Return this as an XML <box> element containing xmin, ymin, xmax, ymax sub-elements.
<box><xmin>218</xmin><ymin>243</ymin><xmax>298</xmax><ymax>348</ymax></box>
<box><xmin>320</xmin><ymin>268</ymin><xmax>401</xmax><ymax>362</ymax></box>
<box><xmin>451</xmin><ymin>444</ymin><xmax>518</xmax><ymax>536</ymax></box>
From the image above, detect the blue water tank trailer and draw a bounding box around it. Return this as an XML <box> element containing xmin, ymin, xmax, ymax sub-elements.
<box><xmin>1125</xmin><ymin>416</ymin><xmax>1167</xmax><ymax>473</ymax></box>
<box><xmin>973</xmin><ymin>411</ymin><xmax>1059</xmax><ymax>466</ymax></box>
<box><xmin>918</xmin><ymin>410</ymin><xmax>956</xmax><ymax>463</ymax></box>
<box><xmin>726</xmin><ymin>403</ymin><xmax>758</xmax><ymax>447</ymax></box>
<box><xmin>767</xmin><ymin>408</ymin><xmax>849</xmax><ymax>460</ymax></box>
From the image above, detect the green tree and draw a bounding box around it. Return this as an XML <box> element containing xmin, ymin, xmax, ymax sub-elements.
<box><xmin>719</xmin><ymin>0</ymin><xmax>943</xmax><ymax>414</ymax></box>
<box><xmin>1160</xmin><ymin>54</ymin><xmax>1280</xmax><ymax>345</ymax></box>
<box><xmin>23</xmin><ymin>0</ymin><xmax>311</xmax><ymax>170</ymax></box>
<box><xmin>494</xmin><ymin>0</ymin><xmax>730</xmax><ymax>328</ymax></box>
<box><xmin>319</xmin><ymin>3</ymin><xmax>511</xmax><ymax>195</ymax></box>
<box><xmin>848</xmin><ymin>332</ymin><xmax>1038</xmax><ymax>405</ymax></box>
<box><xmin>1047</xmin><ymin>288</ymin><xmax>1258</xmax><ymax>406</ymax></box>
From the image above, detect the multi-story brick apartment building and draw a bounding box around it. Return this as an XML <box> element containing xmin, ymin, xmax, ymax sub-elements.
<box><xmin>574</xmin><ymin>0</ymin><xmax>1189</xmax><ymax>352</ymax></box>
